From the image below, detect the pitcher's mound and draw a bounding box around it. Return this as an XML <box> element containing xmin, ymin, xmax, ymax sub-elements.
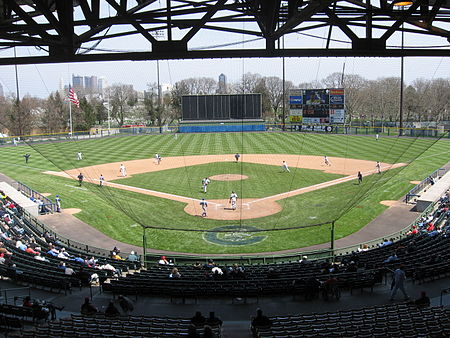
<box><xmin>210</xmin><ymin>174</ymin><xmax>248</xmax><ymax>181</ymax></box>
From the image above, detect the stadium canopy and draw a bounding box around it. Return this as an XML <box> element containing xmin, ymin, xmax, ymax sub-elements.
<box><xmin>0</xmin><ymin>0</ymin><xmax>449</xmax><ymax>65</ymax></box>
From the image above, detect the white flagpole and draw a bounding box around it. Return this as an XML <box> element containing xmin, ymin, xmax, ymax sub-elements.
<box><xmin>69</xmin><ymin>94</ymin><xmax>73</xmax><ymax>136</ymax></box>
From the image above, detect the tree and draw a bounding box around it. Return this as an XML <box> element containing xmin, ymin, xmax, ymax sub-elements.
<box><xmin>110</xmin><ymin>84</ymin><xmax>136</xmax><ymax>126</ymax></box>
<box><xmin>41</xmin><ymin>92</ymin><xmax>67</xmax><ymax>133</ymax></box>
<box><xmin>7</xmin><ymin>96</ymin><xmax>38</xmax><ymax>136</ymax></box>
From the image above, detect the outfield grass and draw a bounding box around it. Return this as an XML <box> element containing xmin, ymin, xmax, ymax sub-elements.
<box><xmin>0</xmin><ymin>132</ymin><xmax>447</xmax><ymax>254</ymax></box>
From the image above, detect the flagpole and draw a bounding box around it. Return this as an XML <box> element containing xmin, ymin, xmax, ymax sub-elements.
<box><xmin>69</xmin><ymin>94</ymin><xmax>73</xmax><ymax>136</ymax></box>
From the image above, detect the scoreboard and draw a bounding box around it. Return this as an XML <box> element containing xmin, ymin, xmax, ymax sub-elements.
<box><xmin>289</xmin><ymin>88</ymin><xmax>345</xmax><ymax>124</ymax></box>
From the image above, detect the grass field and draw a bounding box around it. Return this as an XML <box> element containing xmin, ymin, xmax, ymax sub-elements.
<box><xmin>0</xmin><ymin>132</ymin><xmax>448</xmax><ymax>254</ymax></box>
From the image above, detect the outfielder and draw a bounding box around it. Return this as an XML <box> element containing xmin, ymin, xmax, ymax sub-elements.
<box><xmin>324</xmin><ymin>156</ymin><xmax>331</xmax><ymax>166</ymax></box>
<box><xmin>77</xmin><ymin>152</ymin><xmax>83</xmax><ymax>160</ymax></box>
<box><xmin>282</xmin><ymin>161</ymin><xmax>290</xmax><ymax>172</ymax></box>
<box><xmin>200</xmin><ymin>198</ymin><xmax>208</xmax><ymax>217</ymax></box>
<box><xmin>202</xmin><ymin>177</ymin><xmax>210</xmax><ymax>193</ymax></box>
<box><xmin>229</xmin><ymin>191</ymin><xmax>238</xmax><ymax>210</ymax></box>
<box><xmin>119</xmin><ymin>164</ymin><xmax>127</xmax><ymax>177</ymax></box>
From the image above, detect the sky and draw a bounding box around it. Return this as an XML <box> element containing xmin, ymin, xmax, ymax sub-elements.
<box><xmin>0</xmin><ymin>2</ymin><xmax>448</xmax><ymax>98</ymax></box>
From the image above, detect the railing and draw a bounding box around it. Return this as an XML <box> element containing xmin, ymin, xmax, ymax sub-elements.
<box><xmin>17</xmin><ymin>181</ymin><xmax>57</xmax><ymax>213</ymax></box>
<box><xmin>0</xmin><ymin>287</ymin><xmax>31</xmax><ymax>305</ymax></box>
<box><xmin>405</xmin><ymin>168</ymin><xmax>448</xmax><ymax>204</ymax></box>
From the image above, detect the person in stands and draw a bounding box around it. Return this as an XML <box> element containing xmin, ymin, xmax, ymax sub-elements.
<box><xmin>81</xmin><ymin>297</ymin><xmax>98</xmax><ymax>316</ymax></box>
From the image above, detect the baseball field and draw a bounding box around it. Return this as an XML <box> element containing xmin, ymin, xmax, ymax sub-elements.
<box><xmin>0</xmin><ymin>132</ymin><xmax>448</xmax><ymax>254</ymax></box>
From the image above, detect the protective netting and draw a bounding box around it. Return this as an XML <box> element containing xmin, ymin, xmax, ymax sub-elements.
<box><xmin>19</xmin><ymin>129</ymin><xmax>444</xmax><ymax>235</ymax></box>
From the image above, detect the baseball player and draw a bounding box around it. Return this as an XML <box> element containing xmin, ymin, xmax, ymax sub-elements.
<box><xmin>119</xmin><ymin>164</ymin><xmax>127</xmax><ymax>177</ymax></box>
<box><xmin>282</xmin><ymin>161</ymin><xmax>290</xmax><ymax>172</ymax></box>
<box><xmin>200</xmin><ymin>198</ymin><xmax>208</xmax><ymax>217</ymax></box>
<box><xmin>324</xmin><ymin>156</ymin><xmax>331</xmax><ymax>166</ymax></box>
<box><xmin>357</xmin><ymin>171</ymin><xmax>363</xmax><ymax>184</ymax></box>
<box><xmin>55</xmin><ymin>195</ymin><xmax>61</xmax><ymax>213</ymax></box>
<box><xmin>99</xmin><ymin>174</ymin><xmax>105</xmax><ymax>187</ymax></box>
<box><xmin>23</xmin><ymin>154</ymin><xmax>31</xmax><ymax>164</ymax></box>
<box><xmin>77</xmin><ymin>152</ymin><xmax>83</xmax><ymax>160</ymax></box>
<box><xmin>376</xmin><ymin>161</ymin><xmax>381</xmax><ymax>174</ymax></box>
<box><xmin>155</xmin><ymin>153</ymin><xmax>162</xmax><ymax>165</ymax></box>
<box><xmin>202</xmin><ymin>177</ymin><xmax>210</xmax><ymax>193</ymax></box>
<box><xmin>77</xmin><ymin>173</ymin><xmax>84</xmax><ymax>186</ymax></box>
<box><xmin>234</xmin><ymin>153</ymin><xmax>240</xmax><ymax>162</ymax></box>
<box><xmin>376</xmin><ymin>134</ymin><xmax>379</xmax><ymax>141</ymax></box>
<box><xmin>229</xmin><ymin>191</ymin><xmax>238</xmax><ymax>210</ymax></box>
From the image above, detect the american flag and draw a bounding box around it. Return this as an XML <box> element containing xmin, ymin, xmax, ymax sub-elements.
<box><xmin>68</xmin><ymin>88</ymin><xmax>80</xmax><ymax>108</ymax></box>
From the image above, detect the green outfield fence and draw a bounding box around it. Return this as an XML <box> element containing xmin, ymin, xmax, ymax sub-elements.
<box><xmin>0</xmin><ymin>123</ymin><xmax>449</xmax><ymax>146</ymax></box>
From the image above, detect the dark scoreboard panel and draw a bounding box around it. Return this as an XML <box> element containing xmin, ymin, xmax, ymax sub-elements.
<box><xmin>182</xmin><ymin>94</ymin><xmax>262</xmax><ymax>120</ymax></box>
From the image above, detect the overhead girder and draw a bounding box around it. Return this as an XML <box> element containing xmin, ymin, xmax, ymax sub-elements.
<box><xmin>0</xmin><ymin>0</ymin><xmax>448</xmax><ymax>65</ymax></box>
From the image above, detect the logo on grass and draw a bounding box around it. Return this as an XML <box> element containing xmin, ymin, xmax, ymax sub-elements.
<box><xmin>203</xmin><ymin>225</ymin><xmax>267</xmax><ymax>246</ymax></box>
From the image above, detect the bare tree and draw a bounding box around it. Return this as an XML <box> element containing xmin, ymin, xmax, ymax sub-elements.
<box><xmin>7</xmin><ymin>96</ymin><xmax>39</xmax><ymax>136</ymax></box>
<box><xmin>41</xmin><ymin>92</ymin><xmax>67</xmax><ymax>133</ymax></box>
<box><xmin>110</xmin><ymin>84</ymin><xmax>136</xmax><ymax>126</ymax></box>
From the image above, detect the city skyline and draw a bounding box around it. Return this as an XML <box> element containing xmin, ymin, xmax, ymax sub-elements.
<box><xmin>0</xmin><ymin>56</ymin><xmax>448</xmax><ymax>99</ymax></box>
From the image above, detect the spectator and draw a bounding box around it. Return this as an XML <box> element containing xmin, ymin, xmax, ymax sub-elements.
<box><xmin>23</xmin><ymin>296</ymin><xmax>33</xmax><ymax>307</ymax></box>
<box><xmin>206</xmin><ymin>311</ymin><xmax>222</xmax><ymax>327</ymax></box>
<box><xmin>111</xmin><ymin>252</ymin><xmax>124</xmax><ymax>260</ymax></box>
<box><xmin>300</xmin><ymin>255</ymin><xmax>312</xmax><ymax>264</ymax></box>
<box><xmin>202</xmin><ymin>325</ymin><xmax>216</xmax><ymax>338</ymax></box>
<box><xmin>80</xmin><ymin>297</ymin><xmax>98</xmax><ymax>316</ymax></box>
<box><xmin>105</xmin><ymin>301</ymin><xmax>120</xmax><ymax>317</ymax></box>
<box><xmin>414</xmin><ymin>291</ymin><xmax>431</xmax><ymax>307</ymax></box>
<box><xmin>127</xmin><ymin>251</ymin><xmax>139</xmax><ymax>262</ymax></box>
<box><xmin>191</xmin><ymin>311</ymin><xmax>206</xmax><ymax>327</ymax></box>
<box><xmin>384</xmin><ymin>252</ymin><xmax>398</xmax><ymax>263</ymax></box>
<box><xmin>379</xmin><ymin>238</ymin><xmax>393</xmax><ymax>247</ymax></box>
<box><xmin>34</xmin><ymin>252</ymin><xmax>48</xmax><ymax>262</ymax></box>
<box><xmin>158</xmin><ymin>256</ymin><xmax>170</xmax><ymax>265</ymax></box>
<box><xmin>390</xmin><ymin>265</ymin><xmax>409</xmax><ymax>301</ymax></box>
<box><xmin>169</xmin><ymin>267</ymin><xmax>181</xmax><ymax>278</ymax></box>
<box><xmin>252</xmin><ymin>308</ymin><xmax>272</xmax><ymax>331</ymax></box>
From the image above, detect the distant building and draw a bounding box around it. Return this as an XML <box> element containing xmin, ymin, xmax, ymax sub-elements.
<box><xmin>98</xmin><ymin>76</ymin><xmax>108</xmax><ymax>94</ymax></box>
<box><xmin>218</xmin><ymin>73</ymin><xmax>227</xmax><ymax>94</ymax></box>
<box><xmin>84</xmin><ymin>76</ymin><xmax>98</xmax><ymax>92</ymax></box>
<box><xmin>72</xmin><ymin>75</ymin><xmax>84</xmax><ymax>90</ymax></box>
<box><xmin>0</xmin><ymin>82</ymin><xmax>3</xmax><ymax>98</ymax></box>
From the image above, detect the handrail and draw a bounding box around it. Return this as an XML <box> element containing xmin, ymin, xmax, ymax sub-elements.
<box><xmin>0</xmin><ymin>287</ymin><xmax>31</xmax><ymax>305</ymax></box>
<box><xmin>405</xmin><ymin>167</ymin><xmax>448</xmax><ymax>204</ymax></box>
<box><xmin>17</xmin><ymin>181</ymin><xmax>57</xmax><ymax>212</ymax></box>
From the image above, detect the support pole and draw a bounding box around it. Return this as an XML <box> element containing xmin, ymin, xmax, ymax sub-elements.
<box><xmin>142</xmin><ymin>227</ymin><xmax>147</xmax><ymax>269</ymax></box>
<box><xmin>330</xmin><ymin>221</ymin><xmax>335</xmax><ymax>261</ymax></box>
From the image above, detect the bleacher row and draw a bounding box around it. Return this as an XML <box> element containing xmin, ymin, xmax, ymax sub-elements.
<box><xmin>254</xmin><ymin>304</ymin><xmax>450</xmax><ymax>338</ymax></box>
<box><xmin>20</xmin><ymin>314</ymin><xmax>222</xmax><ymax>338</ymax></box>
<box><xmin>0</xmin><ymin>195</ymin><xmax>138</xmax><ymax>293</ymax></box>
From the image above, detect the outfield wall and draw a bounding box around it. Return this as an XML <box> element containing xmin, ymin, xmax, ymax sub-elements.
<box><xmin>179</xmin><ymin>124</ymin><xmax>265</xmax><ymax>133</ymax></box>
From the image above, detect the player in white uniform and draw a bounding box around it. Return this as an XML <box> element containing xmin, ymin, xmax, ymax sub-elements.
<box><xmin>77</xmin><ymin>152</ymin><xmax>83</xmax><ymax>160</ymax></box>
<box><xmin>376</xmin><ymin>134</ymin><xmax>379</xmax><ymax>141</ymax></box>
<box><xmin>282</xmin><ymin>161</ymin><xmax>290</xmax><ymax>172</ymax></box>
<box><xmin>155</xmin><ymin>153</ymin><xmax>161</xmax><ymax>165</ymax></box>
<box><xmin>99</xmin><ymin>174</ymin><xmax>105</xmax><ymax>187</ymax></box>
<box><xmin>376</xmin><ymin>161</ymin><xmax>381</xmax><ymax>174</ymax></box>
<box><xmin>229</xmin><ymin>191</ymin><xmax>238</xmax><ymax>210</ymax></box>
<box><xmin>200</xmin><ymin>198</ymin><xmax>208</xmax><ymax>217</ymax></box>
<box><xmin>324</xmin><ymin>156</ymin><xmax>331</xmax><ymax>166</ymax></box>
<box><xmin>202</xmin><ymin>177</ymin><xmax>210</xmax><ymax>193</ymax></box>
<box><xmin>119</xmin><ymin>164</ymin><xmax>127</xmax><ymax>177</ymax></box>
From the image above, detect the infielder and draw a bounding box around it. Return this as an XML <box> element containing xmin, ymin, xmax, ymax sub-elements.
<box><xmin>202</xmin><ymin>177</ymin><xmax>210</xmax><ymax>193</ymax></box>
<box><xmin>99</xmin><ymin>174</ymin><xmax>105</xmax><ymax>187</ymax></box>
<box><xmin>357</xmin><ymin>171</ymin><xmax>363</xmax><ymax>184</ymax></box>
<box><xmin>200</xmin><ymin>198</ymin><xmax>208</xmax><ymax>217</ymax></box>
<box><xmin>282</xmin><ymin>161</ymin><xmax>290</xmax><ymax>172</ymax></box>
<box><xmin>77</xmin><ymin>152</ymin><xmax>83</xmax><ymax>160</ymax></box>
<box><xmin>119</xmin><ymin>164</ymin><xmax>127</xmax><ymax>177</ymax></box>
<box><xmin>229</xmin><ymin>191</ymin><xmax>238</xmax><ymax>210</ymax></box>
<box><xmin>77</xmin><ymin>173</ymin><xmax>84</xmax><ymax>186</ymax></box>
<box><xmin>324</xmin><ymin>156</ymin><xmax>331</xmax><ymax>166</ymax></box>
<box><xmin>234</xmin><ymin>153</ymin><xmax>240</xmax><ymax>162</ymax></box>
<box><xmin>376</xmin><ymin>161</ymin><xmax>381</xmax><ymax>174</ymax></box>
<box><xmin>155</xmin><ymin>153</ymin><xmax>162</xmax><ymax>165</ymax></box>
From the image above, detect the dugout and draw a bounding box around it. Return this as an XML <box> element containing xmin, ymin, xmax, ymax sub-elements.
<box><xmin>180</xmin><ymin>94</ymin><xmax>264</xmax><ymax>133</ymax></box>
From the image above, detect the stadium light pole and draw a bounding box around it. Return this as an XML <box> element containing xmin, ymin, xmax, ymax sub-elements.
<box><xmin>393</xmin><ymin>1</ymin><xmax>412</xmax><ymax>136</ymax></box>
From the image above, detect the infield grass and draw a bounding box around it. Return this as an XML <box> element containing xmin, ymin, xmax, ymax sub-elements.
<box><xmin>0</xmin><ymin>132</ymin><xmax>447</xmax><ymax>253</ymax></box>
